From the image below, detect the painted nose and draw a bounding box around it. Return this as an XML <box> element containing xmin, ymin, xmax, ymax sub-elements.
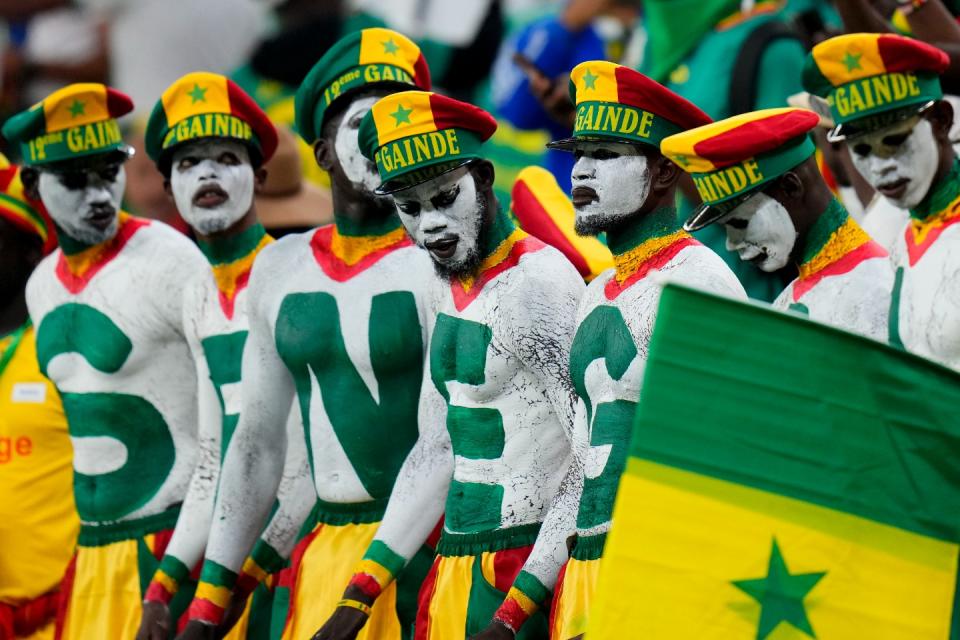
<box><xmin>420</xmin><ymin>208</ymin><xmax>448</xmax><ymax>234</ymax></box>
<box><xmin>572</xmin><ymin>156</ymin><xmax>596</xmax><ymax>182</ymax></box>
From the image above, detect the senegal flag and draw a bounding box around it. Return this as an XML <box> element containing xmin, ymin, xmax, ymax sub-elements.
<box><xmin>589</xmin><ymin>285</ymin><xmax>960</xmax><ymax>639</ymax></box>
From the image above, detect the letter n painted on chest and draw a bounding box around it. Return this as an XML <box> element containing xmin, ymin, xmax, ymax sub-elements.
<box><xmin>429</xmin><ymin>313</ymin><xmax>505</xmax><ymax>532</ymax></box>
<box><xmin>274</xmin><ymin>291</ymin><xmax>423</xmax><ymax>500</ymax></box>
<box><xmin>569</xmin><ymin>305</ymin><xmax>638</xmax><ymax>530</ymax></box>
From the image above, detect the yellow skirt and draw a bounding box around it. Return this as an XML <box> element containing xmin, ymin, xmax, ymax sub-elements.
<box><xmin>549</xmin><ymin>534</ymin><xmax>605</xmax><ymax>640</ymax></box>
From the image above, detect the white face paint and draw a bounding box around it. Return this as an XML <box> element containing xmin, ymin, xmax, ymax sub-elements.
<box><xmin>848</xmin><ymin>117</ymin><xmax>940</xmax><ymax>210</ymax></box>
<box><xmin>170</xmin><ymin>139</ymin><xmax>254</xmax><ymax>236</ymax></box>
<box><xmin>570</xmin><ymin>142</ymin><xmax>650</xmax><ymax>236</ymax></box>
<box><xmin>393</xmin><ymin>167</ymin><xmax>484</xmax><ymax>278</ymax></box>
<box><xmin>722</xmin><ymin>192</ymin><xmax>798</xmax><ymax>272</ymax></box>
<box><xmin>335</xmin><ymin>96</ymin><xmax>380</xmax><ymax>194</ymax></box>
<box><xmin>38</xmin><ymin>164</ymin><xmax>126</xmax><ymax>245</ymax></box>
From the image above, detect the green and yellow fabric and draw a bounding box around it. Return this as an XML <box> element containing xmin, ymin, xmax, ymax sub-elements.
<box><xmin>145</xmin><ymin>71</ymin><xmax>279</xmax><ymax>168</ymax></box>
<box><xmin>2</xmin><ymin>83</ymin><xmax>133</xmax><ymax>166</ymax></box>
<box><xmin>0</xmin><ymin>156</ymin><xmax>57</xmax><ymax>254</ymax></box>
<box><xmin>549</xmin><ymin>60</ymin><xmax>712</xmax><ymax>150</ymax></box>
<box><xmin>589</xmin><ymin>283</ymin><xmax>960</xmax><ymax>638</ymax></box>
<box><xmin>803</xmin><ymin>33</ymin><xmax>949</xmax><ymax>137</ymax></box>
<box><xmin>295</xmin><ymin>27</ymin><xmax>431</xmax><ymax>145</ymax></box>
<box><xmin>358</xmin><ymin>91</ymin><xmax>497</xmax><ymax>194</ymax></box>
<box><xmin>661</xmin><ymin>107</ymin><xmax>820</xmax><ymax>230</ymax></box>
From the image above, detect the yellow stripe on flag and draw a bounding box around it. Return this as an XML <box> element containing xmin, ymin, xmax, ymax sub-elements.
<box><xmin>359</xmin><ymin>27</ymin><xmax>420</xmax><ymax>70</ymax></box>
<box><xmin>372</xmin><ymin>92</ymin><xmax>436</xmax><ymax>146</ymax></box>
<box><xmin>813</xmin><ymin>34</ymin><xmax>885</xmax><ymax>87</ymax></box>
<box><xmin>571</xmin><ymin>60</ymin><xmax>620</xmax><ymax>105</ymax></box>
<box><xmin>551</xmin><ymin>557</ymin><xmax>600</xmax><ymax>640</ymax></box>
<box><xmin>661</xmin><ymin>107</ymin><xmax>799</xmax><ymax>173</ymax></box>
<box><xmin>44</xmin><ymin>84</ymin><xmax>109</xmax><ymax>132</ymax></box>
<box><xmin>162</xmin><ymin>72</ymin><xmax>231</xmax><ymax>127</ymax></box>
<box><xmin>589</xmin><ymin>460</ymin><xmax>958</xmax><ymax>639</ymax></box>
<box><xmin>426</xmin><ymin>556</ymin><xmax>473</xmax><ymax>640</ymax></box>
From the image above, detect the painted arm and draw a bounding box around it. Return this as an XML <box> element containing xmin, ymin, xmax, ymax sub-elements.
<box><xmin>184</xmin><ymin>281</ymin><xmax>295</xmax><ymax>629</ymax></box>
<box><xmin>138</xmin><ymin>289</ymin><xmax>224</xmax><ymax>640</ymax></box>
<box><xmin>483</xmin><ymin>266</ymin><xmax>584</xmax><ymax>636</ymax></box>
<box><xmin>235</xmin><ymin>406</ymin><xmax>316</xmax><ymax>599</ymax></box>
<box><xmin>312</xmin><ymin>360</ymin><xmax>451</xmax><ymax>640</ymax></box>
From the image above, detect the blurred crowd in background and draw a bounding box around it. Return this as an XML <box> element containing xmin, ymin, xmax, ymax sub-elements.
<box><xmin>7</xmin><ymin>0</ymin><xmax>960</xmax><ymax>303</ymax></box>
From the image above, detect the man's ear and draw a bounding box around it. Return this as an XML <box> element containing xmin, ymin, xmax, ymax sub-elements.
<box><xmin>651</xmin><ymin>153</ymin><xmax>680</xmax><ymax>192</ymax></box>
<box><xmin>776</xmin><ymin>171</ymin><xmax>805</xmax><ymax>202</ymax></box>
<box><xmin>314</xmin><ymin>139</ymin><xmax>335</xmax><ymax>172</ymax></box>
<box><xmin>927</xmin><ymin>100</ymin><xmax>954</xmax><ymax>140</ymax></box>
<box><xmin>253</xmin><ymin>167</ymin><xmax>268</xmax><ymax>195</ymax></box>
<box><xmin>20</xmin><ymin>167</ymin><xmax>40</xmax><ymax>201</ymax></box>
<box><xmin>470</xmin><ymin>160</ymin><xmax>496</xmax><ymax>190</ymax></box>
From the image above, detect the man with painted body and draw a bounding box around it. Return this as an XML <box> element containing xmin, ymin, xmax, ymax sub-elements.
<box><xmin>0</xmin><ymin>160</ymin><xmax>77</xmax><ymax>640</ymax></box>
<box><xmin>316</xmin><ymin>90</ymin><xmax>584</xmax><ymax>640</ymax></box>
<box><xmin>3</xmin><ymin>83</ymin><xmax>207</xmax><ymax>638</ymax></box>
<box><xmin>662</xmin><ymin>107</ymin><xmax>893</xmax><ymax>341</ymax></box>
<box><xmin>477</xmin><ymin>62</ymin><xmax>747</xmax><ymax>640</ymax></box>
<box><xmin>176</xmin><ymin>29</ymin><xmax>438</xmax><ymax>640</ymax></box>
<box><xmin>804</xmin><ymin>33</ymin><xmax>960</xmax><ymax>366</ymax></box>
<box><xmin>135</xmin><ymin>72</ymin><xmax>316</xmax><ymax>640</ymax></box>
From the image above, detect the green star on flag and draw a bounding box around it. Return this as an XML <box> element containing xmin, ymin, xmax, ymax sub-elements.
<box><xmin>842</xmin><ymin>51</ymin><xmax>863</xmax><ymax>73</ymax></box>
<box><xmin>68</xmin><ymin>100</ymin><xmax>86</xmax><ymax>118</ymax></box>
<box><xmin>383</xmin><ymin>38</ymin><xmax>400</xmax><ymax>55</ymax></box>
<box><xmin>188</xmin><ymin>83</ymin><xmax>208</xmax><ymax>104</ymax></box>
<box><xmin>390</xmin><ymin>104</ymin><xmax>413</xmax><ymax>126</ymax></box>
<box><xmin>582</xmin><ymin>69</ymin><xmax>598</xmax><ymax>90</ymax></box>
<box><xmin>733</xmin><ymin>538</ymin><xmax>826</xmax><ymax>640</ymax></box>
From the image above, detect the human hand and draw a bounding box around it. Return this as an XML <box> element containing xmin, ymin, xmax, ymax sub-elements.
<box><xmin>135</xmin><ymin>601</ymin><xmax>171</xmax><ymax>640</ymax></box>
<box><xmin>175</xmin><ymin>619</ymin><xmax>218</xmax><ymax>640</ymax></box>
<box><xmin>309</xmin><ymin>605</ymin><xmax>370</xmax><ymax>640</ymax></box>
<box><xmin>468</xmin><ymin>620</ymin><xmax>516</xmax><ymax>640</ymax></box>
<box><xmin>513</xmin><ymin>53</ymin><xmax>576</xmax><ymax>128</ymax></box>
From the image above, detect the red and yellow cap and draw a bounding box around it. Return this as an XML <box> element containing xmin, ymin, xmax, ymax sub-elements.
<box><xmin>2</xmin><ymin>83</ymin><xmax>133</xmax><ymax>167</ymax></box>
<box><xmin>0</xmin><ymin>154</ymin><xmax>56</xmax><ymax>254</ymax></box>
<box><xmin>550</xmin><ymin>61</ymin><xmax>712</xmax><ymax>150</ymax></box>
<box><xmin>803</xmin><ymin>33</ymin><xmax>948</xmax><ymax>137</ymax></box>
<box><xmin>661</xmin><ymin>108</ymin><xmax>820</xmax><ymax>231</ymax></box>
<box><xmin>295</xmin><ymin>28</ymin><xmax>431</xmax><ymax>144</ymax></box>
<box><xmin>145</xmin><ymin>72</ymin><xmax>278</xmax><ymax>168</ymax></box>
<box><xmin>358</xmin><ymin>90</ymin><xmax>497</xmax><ymax>194</ymax></box>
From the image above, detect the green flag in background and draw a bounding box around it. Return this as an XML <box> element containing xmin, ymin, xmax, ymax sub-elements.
<box><xmin>589</xmin><ymin>284</ymin><xmax>960</xmax><ymax>640</ymax></box>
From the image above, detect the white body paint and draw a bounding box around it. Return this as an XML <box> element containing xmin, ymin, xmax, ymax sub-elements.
<box><xmin>371</xmin><ymin>243</ymin><xmax>583</xmax><ymax>580</ymax></box>
<box><xmin>26</xmin><ymin>220</ymin><xmax>205</xmax><ymax>524</ymax></box>
<box><xmin>773</xmin><ymin>255</ymin><xmax>893</xmax><ymax>341</ymax></box>
<box><xmin>395</xmin><ymin>169</ymin><xmax>484</xmax><ymax>273</ymax></box>
<box><xmin>860</xmin><ymin>194</ymin><xmax>910</xmax><ymax>254</ymax></box>
<box><xmin>849</xmin><ymin>118</ymin><xmax>939</xmax><ymax>210</ymax></box>
<box><xmin>336</xmin><ymin>97</ymin><xmax>382</xmax><ymax>193</ymax></box>
<box><xmin>170</xmin><ymin>141</ymin><xmax>255</xmax><ymax>236</ymax></box>
<box><xmin>723</xmin><ymin>192</ymin><xmax>798</xmax><ymax>272</ymax></box>
<box><xmin>161</xmin><ymin>254</ymin><xmax>317</xmax><ymax>574</ymax></box>
<box><xmin>570</xmin><ymin>144</ymin><xmax>650</xmax><ymax>233</ymax></box>
<box><xmin>519</xmin><ymin>241</ymin><xmax>746</xmax><ymax>589</ymax></box>
<box><xmin>38</xmin><ymin>166</ymin><xmax>126</xmax><ymax>245</ymax></box>
<box><xmin>890</xmin><ymin>222</ymin><xmax>960</xmax><ymax>370</ymax></box>
<box><xmin>205</xmin><ymin>230</ymin><xmax>436</xmax><ymax>571</ymax></box>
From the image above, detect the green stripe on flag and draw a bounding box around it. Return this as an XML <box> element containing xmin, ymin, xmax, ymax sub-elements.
<box><xmin>631</xmin><ymin>284</ymin><xmax>960</xmax><ymax>543</ymax></box>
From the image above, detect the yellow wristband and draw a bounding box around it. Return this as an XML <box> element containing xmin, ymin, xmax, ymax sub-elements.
<box><xmin>338</xmin><ymin>598</ymin><xmax>372</xmax><ymax>617</ymax></box>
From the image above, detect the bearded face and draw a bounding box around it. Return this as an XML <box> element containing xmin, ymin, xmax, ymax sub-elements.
<box><xmin>170</xmin><ymin>139</ymin><xmax>255</xmax><ymax>236</ymax></box>
<box><xmin>38</xmin><ymin>157</ymin><xmax>127</xmax><ymax>246</ymax></box>
<box><xmin>393</xmin><ymin>165</ymin><xmax>487</xmax><ymax>280</ymax></box>
<box><xmin>570</xmin><ymin>141</ymin><xmax>651</xmax><ymax>236</ymax></box>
